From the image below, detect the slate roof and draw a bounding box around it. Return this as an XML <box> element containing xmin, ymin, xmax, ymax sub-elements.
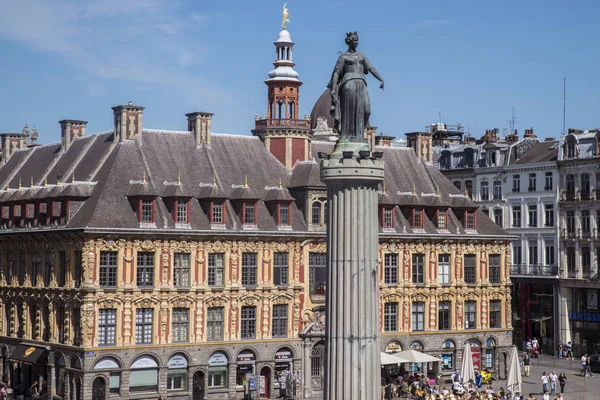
<box><xmin>0</xmin><ymin>129</ymin><xmax>511</xmax><ymax>238</ymax></box>
<box><xmin>512</xmin><ymin>141</ymin><xmax>559</xmax><ymax>165</ymax></box>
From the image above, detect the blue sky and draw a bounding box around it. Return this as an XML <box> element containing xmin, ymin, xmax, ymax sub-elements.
<box><xmin>1</xmin><ymin>0</ymin><xmax>599</xmax><ymax>143</ymax></box>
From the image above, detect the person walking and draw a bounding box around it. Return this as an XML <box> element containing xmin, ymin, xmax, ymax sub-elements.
<box><xmin>566</xmin><ymin>342</ymin><xmax>574</xmax><ymax>360</ymax></box>
<box><xmin>541</xmin><ymin>371</ymin><xmax>549</xmax><ymax>393</ymax></box>
<box><xmin>585</xmin><ymin>354</ymin><xmax>594</xmax><ymax>377</ymax></box>
<box><xmin>523</xmin><ymin>354</ymin><xmax>531</xmax><ymax>378</ymax></box>
<box><xmin>581</xmin><ymin>353</ymin><xmax>588</xmax><ymax>376</ymax></box>
<box><xmin>549</xmin><ymin>371</ymin><xmax>558</xmax><ymax>395</ymax></box>
<box><xmin>556</xmin><ymin>393</ymin><xmax>564</xmax><ymax>400</ymax></box>
<box><xmin>558</xmin><ymin>371</ymin><xmax>567</xmax><ymax>393</ymax></box>
<box><xmin>557</xmin><ymin>343</ymin><xmax>563</xmax><ymax>359</ymax></box>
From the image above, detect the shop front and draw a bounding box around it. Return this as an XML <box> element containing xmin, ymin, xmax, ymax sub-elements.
<box><xmin>512</xmin><ymin>282</ymin><xmax>557</xmax><ymax>353</ymax></box>
<box><xmin>207</xmin><ymin>351</ymin><xmax>229</xmax><ymax>390</ymax></box>
<box><xmin>236</xmin><ymin>349</ymin><xmax>256</xmax><ymax>398</ymax></box>
<box><xmin>273</xmin><ymin>347</ymin><xmax>295</xmax><ymax>398</ymax></box>
<box><xmin>569</xmin><ymin>288</ymin><xmax>600</xmax><ymax>356</ymax></box>
<box><xmin>8</xmin><ymin>343</ymin><xmax>48</xmax><ymax>397</ymax></box>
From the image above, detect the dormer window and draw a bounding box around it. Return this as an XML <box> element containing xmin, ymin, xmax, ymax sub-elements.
<box><xmin>13</xmin><ymin>204</ymin><xmax>22</xmax><ymax>227</ymax></box>
<box><xmin>382</xmin><ymin>206</ymin><xmax>394</xmax><ymax>228</ymax></box>
<box><xmin>176</xmin><ymin>201</ymin><xmax>188</xmax><ymax>223</ymax></box>
<box><xmin>311</xmin><ymin>201</ymin><xmax>323</xmax><ymax>225</ymax></box>
<box><xmin>211</xmin><ymin>200</ymin><xmax>224</xmax><ymax>224</ymax></box>
<box><xmin>140</xmin><ymin>199</ymin><xmax>154</xmax><ymax>223</ymax></box>
<box><xmin>277</xmin><ymin>203</ymin><xmax>291</xmax><ymax>226</ymax></box>
<box><xmin>565</xmin><ymin>136</ymin><xmax>577</xmax><ymax>159</ymax></box>
<box><xmin>464</xmin><ymin>211</ymin><xmax>476</xmax><ymax>230</ymax></box>
<box><xmin>437</xmin><ymin>210</ymin><xmax>448</xmax><ymax>229</ymax></box>
<box><xmin>243</xmin><ymin>201</ymin><xmax>256</xmax><ymax>225</ymax></box>
<box><xmin>1</xmin><ymin>205</ymin><xmax>9</xmax><ymax>226</ymax></box>
<box><xmin>413</xmin><ymin>208</ymin><xmax>424</xmax><ymax>229</ymax></box>
<box><xmin>38</xmin><ymin>203</ymin><xmax>48</xmax><ymax>226</ymax></box>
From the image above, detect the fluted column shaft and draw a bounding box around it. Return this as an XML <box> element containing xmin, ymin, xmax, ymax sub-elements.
<box><xmin>321</xmin><ymin>156</ymin><xmax>384</xmax><ymax>400</ymax></box>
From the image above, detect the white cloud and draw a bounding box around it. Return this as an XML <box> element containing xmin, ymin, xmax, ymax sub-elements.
<box><xmin>0</xmin><ymin>0</ymin><xmax>231</xmax><ymax>104</ymax></box>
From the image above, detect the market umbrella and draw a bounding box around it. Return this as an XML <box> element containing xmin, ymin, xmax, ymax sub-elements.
<box><xmin>461</xmin><ymin>343</ymin><xmax>476</xmax><ymax>385</ymax></box>
<box><xmin>381</xmin><ymin>352</ymin><xmax>409</xmax><ymax>365</ymax></box>
<box><xmin>393</xmin><ymin>349</ymin><xmax>442</xmax><ymax>363</ymax></box>
<box><xmin>506</xmin><ymin>346</ymin><xmax>522</xmax><ymax>395</ymax></box>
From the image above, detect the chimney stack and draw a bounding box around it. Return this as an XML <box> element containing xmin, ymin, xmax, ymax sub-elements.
<box><xmin>374</xmin><ymin>133</ymin><xmax>396</xmax><ymax>147</ymax></box>
<box><xmin>0</xmin><ymin>133</ymin><xmax>26</xmax><ymax>165</ymax></box>
<box><xmin>186</xmin><ymin>112</ymin><xmax>213</xmax><ymax>147</ymax></box>
<box><xmin>524</xmin><ymin>128</ymin><xmax>537</xmax><ymax>138</ymax></box>
<box><xmin>59</xmin><ymin>120</ymin><xmax>87</xmax><ymax>151</ymax></box>
<box><xmin>112</xmin><ymin>103</ymin><xmax>144</xmax><ymax>142</ymax></box>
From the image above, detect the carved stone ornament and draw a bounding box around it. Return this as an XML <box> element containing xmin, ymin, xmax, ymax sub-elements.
<box><xmin>206</xmin><ymin>294</ymin><xmax>229</xmax><ymax>307</ymax></box>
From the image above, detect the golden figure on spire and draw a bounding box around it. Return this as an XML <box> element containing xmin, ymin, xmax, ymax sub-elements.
<box><xmin>282</xmin><ymin>3</ymin><xmax>290</xmax><ymax>30</ymax></box>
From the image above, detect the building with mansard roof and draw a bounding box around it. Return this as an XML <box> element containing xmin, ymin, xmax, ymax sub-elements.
<box><xmin>0</xmin><ymin>25</ymin><xmax>513</xmax><ymax>400</ymax></box>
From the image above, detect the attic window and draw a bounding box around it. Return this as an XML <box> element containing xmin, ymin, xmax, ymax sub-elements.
<box><xmin>174</xmin><ymin>200</ymin><xmax>189</xmax><ymax>224</ymax></box>
<box><xmin>311</xmin><ymin>201</ymin><xmax>322</xmax><ymax>225</ymax></box>
<box><xmin>382</xmin><ymin>206</ymin><xmax>394</xmax><ymax>228</ymax></box>
<box><xmin>26</xmin><ymin>204</ymin><xmax>35</xmax><ymax>219</ymax></box>
<box><xmin>211</xmin><ymin>200</ymin><xmax>224</xmax><ymax>224</ymax></box>
<box><xmin>437</xmin><ymin>210</ymin><xmax>447</xmax><ymax>229</ymax></box>
<box><xmin>243</xmin><ymin>201</ymin><xmax>256</xmax><ymax>225</ymax></box>
<box><xmin>278</xmin><ymin>203</ymin><xmax>290</xmax><ymax>226</ymax></box>
<box><xmin>140</xmin><ymin>199</ymin><xmax>154</xmax><ymax>223</ymax></box>
<box><xmin>464</xmin><ymin>211</ymin><xmax>476</xmax><ymax>230</ymax></box>
<box><xmin>413</xmin><ymin>208</ymin><xmax>424</xmax><ymax>229</ymax></box>
<box><xmin>1</xmin><ymin>206</ymin><xmax>9</xmax><ymax>219</ymax></box>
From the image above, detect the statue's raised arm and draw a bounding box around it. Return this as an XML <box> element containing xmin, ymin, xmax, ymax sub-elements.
<box><xmin>328</xmin><ymin>32</ymin><xmax>384</xmax><ymax>145</ymax></box>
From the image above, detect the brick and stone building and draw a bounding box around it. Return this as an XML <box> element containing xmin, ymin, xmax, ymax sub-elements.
<box><xmin>0</xmin><ymin>25</ymin><xmax>513</xmax><ymax>400</ymax></box>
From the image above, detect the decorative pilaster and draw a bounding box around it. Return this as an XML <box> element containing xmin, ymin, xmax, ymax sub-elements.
<box><xmin>321</xmin><ymin>154</ymin><xmax>384</xmax><ymax>400</ymax></box>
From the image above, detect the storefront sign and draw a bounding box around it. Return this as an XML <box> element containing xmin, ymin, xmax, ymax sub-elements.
<box><xmin>249</xmin><ymin>375</ymin><xmax>257</xmax><ymax>391</ymax></box>
<box><xmin>569</xmin><ymin>312</ymin><xmax>600</xmax><ymax>321</ymax></box>
<box><xmin>167</xmin><ymin>354</ymin><xmax>188</xmax><ymax>369</ymax></box>
<box><xmin>209</xmin><ymin>352</ymin><xmax>228</xmax><ymax>366</ymax></box>
<box><xmin>275</xmin><ymin>348</ymin><xmax>293</xmax><ymax>361</ymax></box>
<box><xmin>131</xmin><ymin>356</ymin><xmax>158</xmax><ymax>369</ymax></box>
<box><xmin>386</xmin><ymin>341</ymin><xmax>402</xmax><ymax>353</ymax></box>
<box><xmin>471</xmin><ymin>349</ymin><xmax>481</xmax><ymax>369</ymax></box>
<box><xmin>94</xmin><ymin>358</ymin><xmax>119</xmax><ymax>370</ymax></box>
<box><xmin>237</xmin><ymin>351</ymin><xmax>256</xmax><ymax>363</ymax></box>
<box><xmin>85</xmin><ymin>352</ymin><xmax>95</xmax><ymax>358</ymax></box>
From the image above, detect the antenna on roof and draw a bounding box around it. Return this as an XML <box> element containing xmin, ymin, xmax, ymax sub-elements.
<box><xmin>508</xmin><ymin>107</ymin><xmax>518</xmax><ymax>134</ymax></box>
<box><xmin>563</xmin><ymin>77</ymin><xmax>566</xmax><ymax>136</ymax></box>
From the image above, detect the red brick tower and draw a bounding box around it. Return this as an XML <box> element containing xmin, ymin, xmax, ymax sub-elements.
<box><xmin>252</xmin><ymin>26</ymin><xmax>312</xmax><ymax>169</ymax></box>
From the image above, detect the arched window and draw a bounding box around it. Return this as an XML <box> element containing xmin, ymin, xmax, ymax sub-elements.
<box><xmin>236</xmin><ymin>349</ymin><xmax>257</xmax><ymax>385</ymax></box>
<box><xmin>130</xmin><ymin>355</ymin><xmax>159</xmax><ymax>394</ymax></box>
<box><xmin>442</xmin><ymin>340</ymin><xmax>456</xmax><ymax>371</ymax></box>
<box><xmin>208</xmin><ymin>351</ymin><xmax>229</xmax><ymax>388</ymax></box>
<box><xmin>167</xmin><ymin>353</ymin><xmax>189</xmax><ymax>391</ymax></box>
<box><xmin>465</xmin><ymin>339</ymin><xmax>482</xmax><ymax>370</ymax></box>
<box><xmin>277</xmin><ymin>101</ymin><xmax>284</xmax><ymax>119</ymax></box>
<box><xmin>93</xmin><ymin>357</ymin><xmax>121</xmax><ymax>396</ymax></box>
<box><xmin>311</xmin><ymin>342</ymin><xmax>325</xmax><ymax>390</ymax></box>
<box><xmin>485</xmin><ymin>338</ymin><xmax>496</xmax><ymax>369</ymax></box>
<box><xmin>289</xmin><ymin>102</ymin><xmax>295</xmax><ymax>119</ymax></box>
<box><xmin>311</xmin><ymin>202</ymin><xmax>322</xmax><ymax>225</ymax></box>
<box><xmin>565</xmin><ymin>135</ymin><xmax>577</xmax><ymax>159</ymax></box>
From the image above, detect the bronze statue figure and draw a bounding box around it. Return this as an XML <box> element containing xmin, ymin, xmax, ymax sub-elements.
<box><xmin>328</xmin><ymin>32</ymin><xmax>384</xmax><ymax>143</ymax></box>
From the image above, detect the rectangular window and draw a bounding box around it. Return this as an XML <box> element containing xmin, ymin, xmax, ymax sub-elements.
<box><xmin>411</xmin><ymin>302</ymin><xmax>424</xmax><ymax>331</ymax></box>
<box><xmin>528</xmin><ymin>242</ymin><xmax>538</xmax><ymax>265</ymax></box>
<box><xmin>489</xmin><ymin>300</ymin><xmax>501</xmax><ymax>328</ymax></box>
<box><xmin>44</xmin><ymin>251</ymin><xmax>51</xmax><ymax>287</ymax></box>
<box><xmin>493</xmin><ymin>181</ymin><xmax>502</xmax><ymax>200</ymax></box>
<box><xmin>311</xmin><ymin>202</ymin><xmax>322</xmax><ymax>225</ymax></box>
<box><xmin>512</xmin><ymin>175</ymin><xmax>520</xmax><ymax>192</ymax></box>
<box><xmin>141</xmin><ymin>199</ymin><xmax>153</xmax><ymax>222</ymax></box>
<box><xmin>383</xmin><ymin>207</ymin><xmax>393</xmax><ymax>228</ymax></box>
<box><xmin>19</xmin><ymin>252</ymin><xmax>26</xmax><ymax>286</ymax></box>
<box><xmin>566</xmin><ymin>247</ymin><xmax>576</xmax><ymax>273</ymax></box>
<box><xmin>465</xmin><ymin>300</ymin><xmax>476</xmax><ymax>329</ymax></box>
<box><xmin>493</xmin><ymin>209</ymin><xmax>502</xmax><ymax>227</ymax></box>
<box><xmin>566</xmin><ymin>211</ymin><xmax>576</xmax><ymax>234</ymax></box>
<box><xmin>211</xmin><ymin>200</ymin><xmax>224</xmax><ymax>224</ymax></box>
<box><xmin>135</xmin><ymin>308</ymin><xmax>153</xmax><ymax>344</ymax></box>
<box><xmin>438</xmin><ymin>301</ymin><xmax>451</xmax><ymax>330</ymax></box>
<box><xmin>272</xmin><ymin>304</ymin><xmax>288</xmax><ymax>338</ymax></box>
<box><xmin>412</xmin><ymin>254</ymin><xmax>425</xmax><ymax>284</ymax></box>
<box><xmin>278</xmin><ymin>204</ymin><xmax>290</xmax><ymax>225</ymax></box>
<box><xmin>136</xmin><ymin>252</ymin><xmax>154</xmax><ymax>288</ymax></box>
<box><xmin>309</xmin><ymin>253</ymin><xmax>327</xmax><ymax>296</ymax></box>
<box><xmin>513</xmin><ymin>245</ymin><xmax>522</xmax><ymax>265</ymax></box>
<box><xmin>512</xmin><ymin>205</ymin><xmax>521</xmax><ymax>228</ymax></box>
<box><xmin>31</xmin><ymin>252</ymin><xmax>39</xmax><ymax>287</ymax></box>
<box><xmin>464</xmin><ymin>254</ymin><xmax>476</xmax><ymax>284</ymax></box>
<box><xmin>489</xmin><ymin>254</ymin><xmax>501</xmax><ymax>284</ymax></box>
<box><xmin>172</xmin><ymin>308</ymin><xmax>189</xmax><ymax>343</ymax></box>
<box><xmin>544</xmin><ymin>204</ymin><xmax>554</xmax><ymax>227</ymax></box>
<box><xmin>243</xmin><ymin>202</ymin><xmax>255</xmax><ymax>225</ymax></box>
<box><xmin>438</xmin><ymin>254</ymin><xmax>451</xmax><ymax>284</ymax></box>
<box><xmin>384</xmin><ymin>254</ymin><xmax>398</xmax><ymax>285</ymax></box>
<box><xmin>545</xmin><ymin>241</ymin><xmax>555</xmax><ymax>265</ymax></box>
<box><xmin>6</xmin><ymin>251</ymin><xmax>13</xmax><ymax>285</ymax></box>
<box><xmin>176</xmin><ymin>201</ymin><xmax>188</xmax><ymax>223</ymax></box>
<box><xmin>582</xmin><ymin>173</ymin><xmax>591</xmax><ymax>199</ymax></box>
<box><xmin>208</xmin><ymin>253</ymin><xmax>225</xmax><ymax>287</ymax></box>
<box><xmin>241</xmin><ymin>253</ymin><xmax>257</xmax><ymax>286</ymax></box>
<box><xmin>437</xmin><ymin>210</ymin><xmax>447</xmax><ymax>229</ymax></box>
<box><xmin>582</xmin><ymin>247</ymin><xmax>591</xmax><ymax>273</ymax></box>
<box><xmin>384</xmin><ymin>302</ymin><xmax>398</xmax><ymax>332</ymax></box>
<box><xmin>528</xmin><ymin>204</ymin><xmax>537</xmax><ymax>227</ymax></box>
<box><xmin>74</xmin><ymin>250</ymin><xmax>82</xmax><ymax>287</ymax></box>
<box><xmin>240</xmin><ymin>306</ymin><xmax>256</xmax><ymax>339</ymax></box>
<box><xmin>173</xmin><ymin>253</ymin><xmax>190</xmax><ymax>288</ymax></box>
<box><xmin>480</xmin><ymin>181</ymin><xmax>489</xmax><ymax>200</ymax></box>
<box><xmin>566</xmin><ymin>175</ymin><xmax>575</xmax><ymax>199</ymax></box>
<box><xmin>100</xmin><ymin>251</ymin><xmax>118</xmax><ymax>288</ymax></box>
<box><xmin>273</xmin><ymin>252</ymin><xmax>289</xmax><ymax>286</ymax></box>
<box><xmin>98</xmin><ymin>309</ymin><xmax>116</xmax><ymax>346</ymax></box>
<box><xmin>545</xmin><ymin>172</ymin><xmax>553</xmax><ymax>190</ymax></box>
<box><xmin>207</xmin><ymin>307</ymin><xmax>224</xmax><ymax>341</ymax></box>
<box><xmin>413</xmin><ymin>209</ymin><xmax>423</xmax><ymax>228</ymax></box>
<box><xmin>528</xmin><ymin>173</ymin><xmax>536</xmax><ymax>191</ymax></box>
<box><xmin>465</xmin><ymin>212</ymin><xmax>475</xmax><ymax>229</ymax></box>
<box><xmin>582</xmin><ymin>210</ymin><xmax>591</xmax><ymax>234</ymax></box>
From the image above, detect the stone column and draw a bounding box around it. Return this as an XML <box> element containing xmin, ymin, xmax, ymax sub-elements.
<box><xmin>321</xmin><ymin>152</ymin><xmax>384</xmax><ymax>400</ymax></box>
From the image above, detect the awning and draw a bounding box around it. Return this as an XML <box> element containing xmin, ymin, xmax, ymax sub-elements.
<box><xmin>9</xmin><ymin>345</ymin><xmax>48</xmax><ymax>364</ymax></box>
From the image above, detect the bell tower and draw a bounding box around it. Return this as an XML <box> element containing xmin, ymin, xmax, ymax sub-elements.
<box><xmin>252</xmin><ymin>7</ymin><xmax>312</xmax><ymax>170</ymax></box>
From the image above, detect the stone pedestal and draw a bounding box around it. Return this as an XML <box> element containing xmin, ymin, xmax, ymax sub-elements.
<box><xmin>321</xmin><ymin>154</ymin><xmax>384</xmax><ymax>400</ymax></box>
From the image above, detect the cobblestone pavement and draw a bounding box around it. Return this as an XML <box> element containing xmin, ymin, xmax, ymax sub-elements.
<box><xmin>303</xmin><ymin>355</ymin><xmax>600</xmax><ymax>400</ymax></box>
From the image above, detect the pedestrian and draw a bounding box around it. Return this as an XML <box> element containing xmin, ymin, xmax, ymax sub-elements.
<box><xmin>523</xmin><ymin>354</ymin><xmax>531</xmax><ymax>377</ymax></box>
<box><xmin>586</xmin><ymin>354</ymin><xmax>594</xmax><ymax>377</ymax></box>
<box><xmin>541</xmin><ymin>371</ymin><xmax>549</xmax><ymax>393</ymax></box>
<box><xmin>541</xmin><ymin>390</ymin><xmax>549</xmax><ymax>400</ymax></box>
<box><xmin>556</xmin><ymin>393</ymin><xmax>564</xmax><ymax>400</ymax></box>
<box><xmin>0</xmin><ymin>385</ymin><xmax>6</xmax><ymax>400</ymax></box>
<box><xmin>526</xmin><ymin>339</ymin><xmax>532</xmax><ymax>354</ymax></box>
<box><xmin>549</xmin><ymin>370</ymin><xmax>557</xmax><ymax>395</ymax></box>
<box><xmin>566</xmin><ymin>342</ymin><xmax>574</xmax><ymax>359</ymax></box>
<box><xmin>558</xmin><ymin>371</ymin><xmax>566</xmax><ymax>393</ymax></box>
<box><xmin>581</xmin><ymin>353</ymin><xmax>588</xmax><ymax>376</ymax></box>
<box><xmin>557</xmin><ymin>343</ymin><xmax>562</xmax><ymax>359</ymax></box>
<box><xmin>475</xmin><ymin>370</ymin><xmax>483</xmax><ymax>391</ymax></box>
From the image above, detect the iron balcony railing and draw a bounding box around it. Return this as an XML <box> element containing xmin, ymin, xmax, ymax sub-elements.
<box><xmin>509</xmin><ymin>264</ymin><xmax>559</xmax><ymax>277</ymax></box>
